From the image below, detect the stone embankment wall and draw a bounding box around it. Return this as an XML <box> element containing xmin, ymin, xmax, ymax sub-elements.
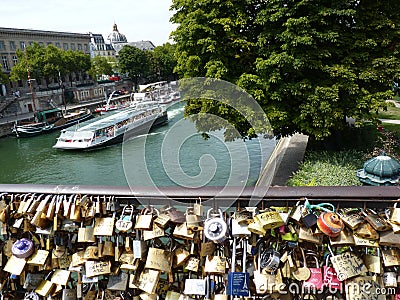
<box><xmin>0</xmin><ymin>122</ymin><xmax>13</xmax><ymax>137</ymax></box>
<box><xmin>0</xmin><ymin>102</ymin><xmax>102</xmax><ymax>138</ymax></box>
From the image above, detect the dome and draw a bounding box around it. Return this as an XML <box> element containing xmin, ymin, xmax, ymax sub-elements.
<box><xmin>356</xmin><ymin>152</ymin><xmax>400</xmax><ymax>185</ymax></box>
<box><xmin>107</xmin><ymin>23</ymin><xmax>127</xmax><ymax>44</ymax></box>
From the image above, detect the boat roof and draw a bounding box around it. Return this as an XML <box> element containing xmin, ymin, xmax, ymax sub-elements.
<box><xmin>36</xmin><ymin>108</ymin><xmax>61</xmax><ymax>115</ymax></box>
<box><xmin>67</xmin><ymin>104</ymin><xmax>159</xmax><ymax>132</ymax></box>
<box><xmin>139</xmin><ymin>81</ymin><xmax>168</xmax><ymax>92</ymax></box>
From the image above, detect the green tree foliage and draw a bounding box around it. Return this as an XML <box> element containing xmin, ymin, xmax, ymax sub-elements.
<box><xmin>152</xmin><ymin>43</ymin><xmax>178</xmax><ymax>81</ymax></box>
<box><xmin>118</xmin><ymin>45</ymin><xmax>150</xmax><ymax>89</ymax></box>
<box><xmin>171</xmin><ymin>0</ymin><xmax>400</xmax><ymax>140</ymax></box>
<box><xmin>10</xmin><ymin>43</ymin><xmax>91</xmax><ymax>87</ymax></box>
<box><xmin>88</xmin><ymin>56</ymin><xmax>114</xmax><ymax>81</ymax></box>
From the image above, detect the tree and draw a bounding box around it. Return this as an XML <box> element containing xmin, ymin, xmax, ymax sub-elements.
<box><xmin>171</xmin><ymin>0</ymin><xmax>400</xmax><ymax>141</ymax></box>
<box><xmin>118</xmin><ymin>45</ymin><xmax>150</xmax><ymax>90</ymax></box>
<box><xmin>87</xmin><ymin>56</ymin><xmax>113</xmax><ymax>81</ymax></box>
<box><xmin>10</xmin><ymin>43</ymin><xmax>46</xmax><ymax>83</ymax></box>
<box><xmin>152</xmin><ymin>43</ymin><xmax>178</xmax><ymax>81</ymax></box>
<box><xmin>10</xmin><ymin>43</ymin><xmax>91</xmax><ymax>87</ymax></box>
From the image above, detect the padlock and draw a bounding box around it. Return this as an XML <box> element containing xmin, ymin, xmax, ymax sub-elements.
<box><xmin>329</xmin><ymin>247</ymin><xmax>368</xmax><ymax>281</ymax></box>
<box><xmin>390</xmin><ymin>203</ymin><xmax>400</xmax><ymax>225</ymax></box>
<box><xmin>204</xmin><ymin>246</ymin><xmax>227</xmax><ymax>274</ymax></box>
<box><xmin>102</xmin><ymin>237</ymin><xmax>115</xmax><ymax>257</ymax></box>
<box><xmin>134</xmin><ymin>206</ymin><xmax>154</xmax><ymax>230</ymax></box>
<box><xmin>70</xmin><ymin>196</ymin><xmax>82</xmax><ymax>222</ymax></box>
<box><xmin>302</xmin><ymin>252</ymin><xmax>323</xmax><ymax>291</ymax></box>
<box><xmin>323</xmin><ymin>248</ymin><xmax>342</xmax><ymax>292</ymax></box>
<box><xmin>383</xmin><ymin>268</ymin><xmax>398</xmax><ymax>287</ymax></box>
<box><xmin>165</xmin><ymin>206</ymin><xmax>185</xmax><ymax>224</ymax></box>
<box><xmin>291</xmin><ymin>247</ymin><xmax>311</xmax><ymax>281</ymax></box>
<box><xmin>354</xmin><ymin>221</ymin><xmax>379</xmax><ymax>240</ymax></box>
<box><xmin>193</xmin><ymin>198</ymin><xmax>204</xmax><ymax>217</ymax></box>
<box><xmin>254</xmin><ymin>209</ymin><xmax>284</xmax><ymax>230</ymax></box>
<box><xmin>230</xmin><ymin>213</ymin><xmax>251</xmax><ymax>237</ymax></box>
<box><xmin>35</xmin><ymin>271</ymin><xmax>55</xmax><ymax>297</ymax></box>
<box><xmin>253</xmin><ymin>248</ymin><xmax>282</xmax><ymax>294</ymax></box>
<box><xmin>259</xmin><ymin>240</ymin><xmax>281</xmax><ymax>273</ymax></box>
<box><xmin>301</xmin><ymin>206</ymin><xmax>318</xmax><ymax>228</ymax></box>
<box><xmin>247</xmin><ymin>217</ymin><xmax>267</xmax><ymax>236</ymax></box>
<box><xmin>204</xmin><ymin>208</ymin><xmax>228</xmax><ymax>243</ymax></box>
<box><xmin>234</xmin><ymin>209</ymin><xmax>254</xmax><ymax>225</ymax></box>
<box><xmin>132</xmin><ymin>230</ymin><xmax>147</xmax><ymax>259</ymax></box>
<box><xmin>227</xmin><ymin>237</ymin><xmax>250</xmax><ymax>296</ymax></box>
<box><xmin>26</xmin><ymin>194</ymin><xmax>44</xmax><ymax>214</ymax></box>
<box><xmin>186</xmin><ymin>207</ymin><xmax>203</xmax><ymax>232</ymax></box>
<box><xmin>363</xmin><ymin>247</ymin><xmax>383</xmax><ymax>274</ymax></box>
<box><xmin>183</xmin><ymin>275</ymin><xmax>206</xmax><ymax>296</ymax></box>
<box><xmin>329</xmin><ymin>226</ymin><xmax>355</xmax><ymax>246</ymax></box>
<box><xmin>362</xmin><ymin>208</ymin><xmax>391</xmax><ymax>231</ymax></box>
<box><xmin>115</xmin><ymin>205</ymin><xmax>134</xmax><ymax>232</ymax></box>
<box><xmin>337</xmin><ymin>208</ymin><xmax>363</xmax><ymax>229</ymax></box>
<box><xmin>385</xmin><ymin>208</ymin><xmax>400</xmax><ymax>233</ymax></box>
<box><xmin>317</xmin><ymin>212</ymin><xmax>344</xmax><ymax>237</ymax></box>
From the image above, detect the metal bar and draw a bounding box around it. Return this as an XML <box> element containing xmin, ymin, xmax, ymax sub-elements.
<box><xmin>0</xmin><ymin>184</ymin><xmax>399</xmax><ymax>208</ymax></box>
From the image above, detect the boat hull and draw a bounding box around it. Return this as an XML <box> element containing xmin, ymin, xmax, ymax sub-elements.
<box><xmin>13</xmin><ymin>112</ymin><xmax>93</xmax><ymax>138</ymax></box>
<box><xmin>54</xmin><ymin>111</ymin><xmax>168</xmax><ymax>150</ymax></box>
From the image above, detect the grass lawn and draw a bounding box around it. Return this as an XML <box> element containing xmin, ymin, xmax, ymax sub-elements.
<box><xmin>377</xmin><ymin>102</ymin><xmax>400</xmax><ymax>120</ymax></box>
<box><xmin>288</xmin><ymin>122</ymin><xmax>400</xmax><ymax>186</ymax></box>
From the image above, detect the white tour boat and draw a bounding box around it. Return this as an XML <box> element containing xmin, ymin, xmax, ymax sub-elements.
<box><xmin>53</xmin><ymin>102</ymin><xmax>167</xmax><ymax>150</ymax></box>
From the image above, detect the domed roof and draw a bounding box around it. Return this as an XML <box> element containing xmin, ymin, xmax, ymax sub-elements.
<box><xmin>107</xmin><ymin>23</ymin><xmax>127</xmax><ymax>44</ymax></box>
<box><xmin>356</xmin><ymin>152</ymin><xmax>400</xmax><ymax>185</ymax></box>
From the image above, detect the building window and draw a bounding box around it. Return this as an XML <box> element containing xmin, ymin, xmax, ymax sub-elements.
<box><xmin>29</xmin><ymin>41</ymin><xmax>34</xmax><ymax>46</ymax></box>
<box><xmin>20</xmin><ymin>41</ymin><xmax>25</xmax><ymax>50</ymax></box>
<box><xmin>63</xmin><ymin>43</ymin><xmax>68</xmax><ymax>50</ymax></box>
<box><xmin>10</xmin><ymin>41</ymin><xmax>16</xmax><ymax>50</ymax></box>
<box><xmin>12</xmin><ymin>56</ymin><xmax>18</xmax><ymax>66</ymax></box>
<box><xmin>47</xmin><ymin>42</ymin><xmax>52</xmax><ymax>46</ymax></box>
<box><xmin>70</xmin><ymin>43</ymin><xmax>75</xmax><ymax>50</ymax></box>
<box><xmin>0</xmin><ymin>41</ymin><xmax>5</xmax><ymax>51</ymax></box>
<box><xmin>84</xmin><ymin>44</ymin><xmax>88</xmax><ymax>51</ymax></box>
<box><xmin>78</xmin><ymin>44</ymin><xmax>82</xmax><ymax>51</ymax></box>
<box><xmin>1</xmin><ymin>56</ymin><xmax>9</xmax><ymax>70</ymax></box>
<box><xmin>55</xmin><ymin>42</ymin><xmax>61</xmax><ymax>48</ymax></box>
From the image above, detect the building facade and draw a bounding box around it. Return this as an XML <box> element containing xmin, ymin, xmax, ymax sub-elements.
<box><xmin>0</xmin><ymin>27</ymin><xmax>91</xmax><ymax>96</ymax></box>
<box><xmin>91</xmin><ymin>23</ymin><xmax>155</xmax><ymax>59</ymax></box>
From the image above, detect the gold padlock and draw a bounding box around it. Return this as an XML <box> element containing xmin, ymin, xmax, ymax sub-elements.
<box><xmin>254</xmin><ymin>209</ymin><xmax>284</xmax><ymax>230</ymax></box>
<box><xmin>102</xmin><ymin>239</ymin><xmax>115</xmax><ymax>257</ymax></box>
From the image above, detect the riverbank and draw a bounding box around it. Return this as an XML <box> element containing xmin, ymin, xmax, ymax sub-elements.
<box><xmin>0</xmin><ymin>98</ymin><xmax>105</xmax><ymax>137</ymax></box>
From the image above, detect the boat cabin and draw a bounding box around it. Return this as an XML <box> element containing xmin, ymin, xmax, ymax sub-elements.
<box><xmin>35</xmin><ymin>108</ymin><xmax>62</xmax><ymax>123</ymax></box>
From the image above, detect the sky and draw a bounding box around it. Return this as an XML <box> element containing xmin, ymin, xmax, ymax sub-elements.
<box><xmin>0</xmin><ymin>0</ymin><xmax>177</xmax><ymax>46</ymax></box>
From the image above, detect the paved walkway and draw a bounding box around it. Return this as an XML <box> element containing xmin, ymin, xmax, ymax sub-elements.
<box><xmin>256</xmin><ymin>133</ymin><xmax>309</xmax><ymax>187</ymax></box>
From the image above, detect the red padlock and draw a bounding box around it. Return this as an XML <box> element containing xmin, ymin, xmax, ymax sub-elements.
<box><xmin>303</xmin><ymin>252</ymin><xmax>324</xmax><ymax>291</ymax></box>
<box><xmin>317</xmin><ymin>212</ymin><xmax>344</xmax><ymax>237</ymax></box>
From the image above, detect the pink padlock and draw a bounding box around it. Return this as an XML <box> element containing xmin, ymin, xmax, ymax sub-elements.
<box><xmin>303</xmin><ymin>252</ymin><xmax>324</xmax><ymax>291</ymax></box>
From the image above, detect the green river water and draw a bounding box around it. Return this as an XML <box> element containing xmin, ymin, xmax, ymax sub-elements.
<box><xmin>0</xmin><ymin>103</ymin><xmax>275</xmax><ymax>187</ymax></box>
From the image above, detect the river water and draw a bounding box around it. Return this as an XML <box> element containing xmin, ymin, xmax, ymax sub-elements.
<box><xmin>0</xmin><ymin>102</ymin><xmax>275</xmax><ymax>187</ymax></box>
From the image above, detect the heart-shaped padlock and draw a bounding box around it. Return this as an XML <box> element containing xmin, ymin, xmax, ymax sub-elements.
<box><xmin>204</xmin><ymin>208</ymin><xmax>228</xmax><ymax>243</ymax></box>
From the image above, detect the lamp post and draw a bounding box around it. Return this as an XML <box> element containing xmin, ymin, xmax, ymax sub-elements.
<box><xmin>59</xmin><ymin>71</ymin><xmax>67</xmax><ymax>112</ymax></box>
